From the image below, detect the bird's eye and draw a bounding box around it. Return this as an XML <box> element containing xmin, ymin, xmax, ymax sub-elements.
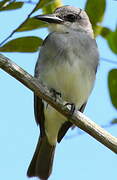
<box><xmin>65</xmin><ymin>14</ymin><xmax>77</xmax><ymax>22</ymax></box>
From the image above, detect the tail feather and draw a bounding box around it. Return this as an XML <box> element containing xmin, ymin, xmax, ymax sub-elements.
<box><xmin>27</xmin><ymin>136</ymin><xmax>56</xmax><ymax>180</ymax></box>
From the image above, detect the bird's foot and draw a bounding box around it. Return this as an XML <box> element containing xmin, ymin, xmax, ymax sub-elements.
<box><xmin>50</xmin><ymin>88</ymin><xmax>61</xmax><ymax>102</ymax></box>
<box><xmin>64</xmin><ymin>102</ymin><xmax>76</xmax><ymax>115</ymax></box>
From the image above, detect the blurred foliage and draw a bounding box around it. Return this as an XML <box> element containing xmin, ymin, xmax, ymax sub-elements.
<box><xmin>0</xmin><ymin>1</ymin><xmax>24</xmax><ymax>11</ymax></box>
<box><xmin>85</xmin><ymin>0</ymin><xmax>106</xmax><ymax>31</ymax></box>
<box><xmin>0</xmin><ymin>0</ymin><xmax>117</xmax><ymax>116</ymax></box>
<box><xmin>111</xmin><ymin>119</ymin><xmax>117</xmax><ymax>124</ymax></box>
<box><xmin>0</xmin><ymin>36</ymin><xmax>43</xmax><ymax>52</ymax></box>
<box><xmin>108</xmin><ymin>69</ymin><xmax>117</xmax><ymax>109</ymax></box>
<box><xmin>17</xmin><ymin>18</ymin><xmax>48</xmax><ymax>32</ymax></box>
<box><xmin>42</xmin><ymin>0</ymin><xmax>63</xmax><ymax>14</ymax></box>
<box><xmin>100</xmin><ymin>27</ymin><xmax>112</xmax><ymax>38</ymax></box>
<box><xmin>107</xmin><ymin>28</ymin><xmax>117</xmax><ymax>54</ymax></box>
<box><xmin>33</xmin><ymin>0</ymin><xmax>54</xmax><ymax>13</ymax></box>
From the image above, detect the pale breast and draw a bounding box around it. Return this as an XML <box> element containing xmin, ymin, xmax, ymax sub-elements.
<box><xmin>41</xmin><ymin>56</ymin><xmax>95</xmax><ymax>109</ymax></box>
<box><xmin>42</xmin><ymin>58</ymin><xmax>95</xmax><ymax>145</ymax></box>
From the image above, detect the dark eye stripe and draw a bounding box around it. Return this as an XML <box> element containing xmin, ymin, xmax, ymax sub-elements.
<box><xmin>64</xmin><ymin>14</ymin><xmax>77</xmax><ymax>22</ymax></box>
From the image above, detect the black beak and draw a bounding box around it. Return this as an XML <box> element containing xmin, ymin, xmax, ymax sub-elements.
<box><xmin>34</xmin><ymin>14</ymin><xmax>63</xmax><ymax>24</ymax></box>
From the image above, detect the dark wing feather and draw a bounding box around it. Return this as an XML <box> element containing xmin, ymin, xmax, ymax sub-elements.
<box><xmin>34</xmin><ymin>58</ymin><xmax>45</xmax><ymax>137</ymax></box>
<box><xmin>34</xmin><ymin>95</ymin><xmax>45</xmax><ymax>137</ymax></box>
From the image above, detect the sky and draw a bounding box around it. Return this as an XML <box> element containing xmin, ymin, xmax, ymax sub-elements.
<box><xmin>0</xmin><ymin>0</ymin><xmax>117</xmax><ymax>180</ymax></box>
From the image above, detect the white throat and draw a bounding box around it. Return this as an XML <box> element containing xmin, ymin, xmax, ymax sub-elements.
<box><xmin>49</xmin><ymin>23</ymin><xmax>94</xmax><ymax>38</ymax></box>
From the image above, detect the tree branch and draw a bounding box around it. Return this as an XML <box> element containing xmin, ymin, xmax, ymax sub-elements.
<box><xmin>0</xmin><ymin>53</ymin><xmax>117</xmax><ymax>153</ymax></box>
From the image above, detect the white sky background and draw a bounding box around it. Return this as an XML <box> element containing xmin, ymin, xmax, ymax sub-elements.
<box><xmin>0</xmin><ymin>0</ymin><xmax>117</xmax><ymax>180</ymax></box>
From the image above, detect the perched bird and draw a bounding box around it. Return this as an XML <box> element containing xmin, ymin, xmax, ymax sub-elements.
<box><xmin>27</xmin><ymin>5</ymin><xmax>99</xmax><ymax>180</ymax></box>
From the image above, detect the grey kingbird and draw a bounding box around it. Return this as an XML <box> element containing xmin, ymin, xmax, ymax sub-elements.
<box><xmin>27</xmin><ymin>5</ymin><xmax>99</xmax><ymax>180</ymax></box>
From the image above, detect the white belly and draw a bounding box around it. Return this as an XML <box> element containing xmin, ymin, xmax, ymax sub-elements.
<box><xmin>41</xmin><ymin>58</ymin><xmax>95</xmax><ymax>145</ymax></box>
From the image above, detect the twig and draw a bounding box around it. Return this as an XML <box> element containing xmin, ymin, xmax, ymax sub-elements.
<box><xmin>0</xmin><ymin>53</ymin><xmax>117</xmax><ymax>153</ymax></box>
<box><xmin>0</xmin><ymin>0</ymin><xmax>40</xmax><ymax>46</ymax></box>
<box><xmin>65</xmin><ymin>123</ymin><xmax>117</xmax><ymax>139</ymax></box>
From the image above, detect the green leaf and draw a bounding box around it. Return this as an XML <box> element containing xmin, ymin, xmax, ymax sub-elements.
<box><xmin>17</xmin><ymin>17</ymin><xmax>48</xmax><ymax>32</ymax></box>
<box><xmin>0</xmin><ymin>2</ymin><xmax>24</xmax><ymax>11</ymax></box>
<box><xmin>42</xmin><ymin>0</ymin><xmax>63</xmax><ymax>14</ymax></box>
<box><xmin>108</xmin><ymin>69</ymin><xmax>117</xmax><ymax>109</ymax></box>
<box><xmin>85</xmin><ymin>0</ymin><xmax>106</xmax><ymax>27</ymax></box>
<box><xmin>97</xmin><ymin>26</ymin><xmax>117</xmax><ymax>54</ymax></box>
<box><xmin>0</xmin><ymin>36</ymin><xmax>43</xmax><ymax>52</ymax></box>
<box><xmin>93</xmin><ymin>25</ymin><xmax>103</xmax><ymax>37</ymax></box>
<box><xmin>107</xmin><ymin>28</ymin><xmax>117</xmax><ymax>54</ymax></box>
<box><xmin>94</xmin><ymin>26</ymin><xmax>112</xmax><ymax>38</ymax></box>
<box><xmin>0</xmin><ymin>0</ymin><xmax>10</xmax><ymax>9</ymax></box>
<box><xmin>94</xmin><ymin>26</ymin><xmax>111</xmax><ymax>38</ymax></box>
<box><xmin>100</xmin><ymin>27</ymin><xmax>112</xmax><ymax>38</ymax></box>
<box><xmin>33</xmin><ymin>0</ymin><xmax>54</xmax><ymax>13</ymax></box>
<box><xmin>111</xmin><ymin>119</ymin><xmax>117</xmax><ymax>124</ymax></box>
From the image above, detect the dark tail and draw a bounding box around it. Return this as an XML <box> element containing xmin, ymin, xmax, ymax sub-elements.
<box><xmin>27</xmin><ymin>136</ymin><xmax>56</xmax><ymax>180</ymax></box>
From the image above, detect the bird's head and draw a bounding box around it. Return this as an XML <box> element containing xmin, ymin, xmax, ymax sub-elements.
<box><xmin>35</xmin><ymin>6</ymin><xmax>94</xmax><ymax>37</ymax></box>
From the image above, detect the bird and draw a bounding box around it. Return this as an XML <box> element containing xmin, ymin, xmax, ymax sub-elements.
<box><xmin>27</xmin><ymin>5</ymin><xmax>99</xmax><ymax>180</ymax></box>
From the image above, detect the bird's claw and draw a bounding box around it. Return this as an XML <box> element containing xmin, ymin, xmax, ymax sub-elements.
<box><xmin>64</xmin><ymin>102</ymin><xmax>76</xmax><ymax>115</ymax></box>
